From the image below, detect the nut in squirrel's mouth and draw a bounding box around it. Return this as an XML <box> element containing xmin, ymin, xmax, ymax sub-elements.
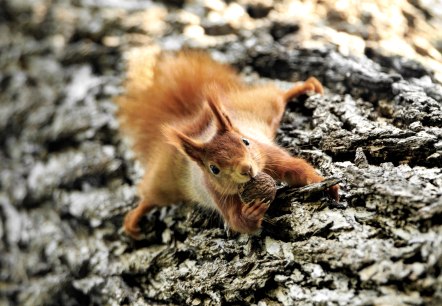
<box><xmin>238</xmin><ymin>176</ymin><xmax>255</xmax><ymax>192</ymax></box>
<box><xmin>238</xmin><ymin>172</ymin><xmax>277</xmax><ymax>205</ymax></box>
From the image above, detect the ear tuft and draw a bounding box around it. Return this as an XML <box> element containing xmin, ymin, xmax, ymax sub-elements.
<box><xmin>162</xmin><ymin>125</ymin><xmax>204</xmax><ymax>164</ymax></box>
<box><xmin>205</xmin><ymin>86</ymin><xmax>233</xmax><ymax>133</ymax></box>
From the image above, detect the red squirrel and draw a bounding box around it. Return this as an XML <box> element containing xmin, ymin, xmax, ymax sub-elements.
<box><xmin>116</xmin><ymin>49</ymin><xmax>339</xmax><ymax>239</ymax></box>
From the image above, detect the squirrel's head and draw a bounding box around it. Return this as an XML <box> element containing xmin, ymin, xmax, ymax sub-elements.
<box><xmin>164</xmin><ymin>93</ymin><xmax>262</xmax><ymax>195</ymax></box>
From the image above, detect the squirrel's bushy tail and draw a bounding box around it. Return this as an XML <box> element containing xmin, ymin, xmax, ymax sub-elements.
<box><xmin>115</xmin><ymin>48</ymin><xmax>242</xmax><ymax>162</ymax></box>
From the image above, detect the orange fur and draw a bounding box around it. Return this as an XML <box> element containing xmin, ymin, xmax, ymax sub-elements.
<box><xmin>116</xmin><ymin>49</ymin><xmax>339</xmax><ymax>239</ymax></box>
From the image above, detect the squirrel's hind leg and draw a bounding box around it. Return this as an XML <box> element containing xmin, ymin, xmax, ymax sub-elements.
<box><xmin>268</xmin><ymin>77</ymin><xmax>324</xmax><ymax>134</ymax></box>
<box><xmin>282</xmin><ymin>77</ymin><xmax>323</xmax><ymax>103</ymax></box>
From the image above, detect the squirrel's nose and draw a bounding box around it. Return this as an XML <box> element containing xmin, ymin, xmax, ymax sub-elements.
<box><xmin>240</xmin><ymin>164</ymin><xmax>252</xmax><ymax>177</ymax></box>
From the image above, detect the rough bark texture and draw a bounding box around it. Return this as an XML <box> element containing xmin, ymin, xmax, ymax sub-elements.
<box><xmin>1</xmin><ymin>0</ymin><xmax>442</xmax><ymax>305</ymax></box>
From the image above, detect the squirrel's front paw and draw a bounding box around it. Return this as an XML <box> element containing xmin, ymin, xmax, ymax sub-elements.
<box><xmin>124</xmin><ymin>210</ymin><xmax>142</xmax><ymax>239</ymax></box>
<box><xmin>235</xmin><ymin>199</ymin><xmax>270</xmax><ymax>233</ymax></box>
<box><xmin>328</xmin><ymin>184</ymin><xmax>340</xmax><ymax>202</ymax></box>
<box><xmin>242</xmin><ymin>199</ymin><xmax>270</xmax><ymax>221</ymax></box>
<box><xmin>310</xmin><ymin>175</ymin><xmax>340</xmax><ymax>202</ymax></box>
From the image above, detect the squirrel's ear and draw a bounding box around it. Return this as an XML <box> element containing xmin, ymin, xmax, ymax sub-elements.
<box><xmin>207</xmin><ymin>95</ymin><xmax>233</xmax><ymax>133</ymax></box>
<box><xmin>204</xmin><ymin>84</ymin><xmax>233</xmax><ymax>133</ymax></box>
<box><xmin>163</xmin><ymin>125</ymin><xmax>204</xmax><ymax>164</ymax></box>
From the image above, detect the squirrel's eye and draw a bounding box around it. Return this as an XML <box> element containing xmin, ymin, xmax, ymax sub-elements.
<box><xmin>242</xmin><ymin>138</ymin><xmax>250</xmax><ymax>146</ymax></box>
<box><xmin>209</xmin><ymin>164</ymin><xmax>220</xmax><ymax>175</ymax></box>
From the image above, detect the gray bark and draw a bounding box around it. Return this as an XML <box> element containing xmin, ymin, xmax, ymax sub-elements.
<box><xmin>1</xmin><ymin>0</ymin><xmax>441</xmax><ymax>305</ymax></box>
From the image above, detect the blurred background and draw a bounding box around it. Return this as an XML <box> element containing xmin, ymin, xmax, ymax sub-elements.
<box><xmin>1</xmin><ymin>0</ymin><xmax>441</xmax><ymax>79</ymax></box>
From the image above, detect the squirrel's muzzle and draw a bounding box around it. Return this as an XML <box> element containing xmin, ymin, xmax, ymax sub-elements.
<box><xmin>239</xmin><ymin>164</ymin><xmax>253</xmax><ymax>178</ymax></box>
